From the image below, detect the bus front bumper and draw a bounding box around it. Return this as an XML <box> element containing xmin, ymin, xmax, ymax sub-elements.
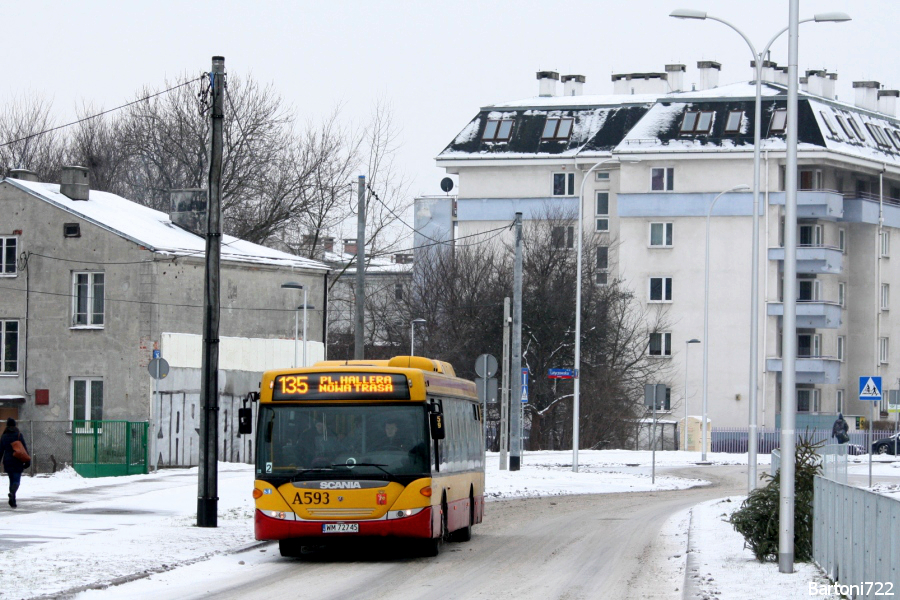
<box><xmin>255</xmin><ymin>506</ymin><xmax>435</xmax><ymax>541</ymax></box>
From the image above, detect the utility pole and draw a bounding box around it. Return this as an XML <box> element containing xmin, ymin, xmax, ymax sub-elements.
<box><xmin>500</xmin><ymin>297</ymin><xmax>511</xmax><ymax>470</ymax></box>
<box><xmin>198</xmin><ymin>55</ymin><xmax>225</xmax><ymax>528</ymax></box>
<box><xmin>510</xmin><ymin>213</ymin><xmax>523</xmax><ymax>471</ymax></box>
<box><xmin>354</xmin><ymin>175</ymin><xmax>366</xmax><ymax>359</ymax></box>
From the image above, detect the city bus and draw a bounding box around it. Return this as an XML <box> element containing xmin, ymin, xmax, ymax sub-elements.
<box><xmin>248</xmin><ymin>355</ymin><xmax>484</xmax><ymax>557</ymax></box>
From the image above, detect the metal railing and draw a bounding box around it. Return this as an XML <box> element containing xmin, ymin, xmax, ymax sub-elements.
<box><xmin>72</xmin><ymin>420</ymin><xmax>148</xmax><ymax>477</ymax></box>
<box><xmin>713</xmin><ymin>427</ymin><xmax>897</xmax><ymax>454</ymax></box>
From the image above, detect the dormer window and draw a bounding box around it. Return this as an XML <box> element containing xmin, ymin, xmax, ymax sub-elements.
<box><xmin>819</xmin><ymin>111</ymin><xmax>838</xmax><ymax>137</ymax></box>
<box><xmin>724</xmin><ymin>110</ymin><xmax>743</xmax><ymax>134</ymax></box>
<box><xmin>680</xmin><ymin>111</ymin><xmax>714</xmax><ymax>134</ymax></box>
<box><xmin>848</xmin><ymin>117</ymin><xmax>866</xmax><ymax>141</ymax></box>
<box><xmin>889</xmin><ymin>129</ymin><xmax>900</xmax><ymax>150</ymax></box>
<box><xmin>542</xmin><ymin>117</ymin><xmax>573</xmax><ymax>140</ymax></box>
<box><xmin>835</xmin><ymin>115</ymin><xmax>855</xmax><ymax>140</ymax></box>
<box><xmin>483</xmin><ymin>119</ymin><xmax>514</xmax><ymax>141</ymax></box>
<box><xmin>769</xmin><ymin>109</ymin><xmax>787</xmax><ymax>133</ymax></box>
<box><xmin>865</xmin><ymin>123</ymin><xmax>890</xmax><ymax>147</ymax></box>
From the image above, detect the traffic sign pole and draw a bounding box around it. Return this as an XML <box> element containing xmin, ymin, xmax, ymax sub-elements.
<box><xmin>859</xmin><ymin>376</ymin><xmax>883</xmax><ymax>488</ymax></box>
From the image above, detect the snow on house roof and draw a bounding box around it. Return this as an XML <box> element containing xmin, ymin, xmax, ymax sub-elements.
<box><xmin>322</xmin><ymin>250</ymin><xmax>412</xmax><ymax>275</ymax></box>
<box><xmin>5</xmin><ymin>179</ymin><xmax>328</xmax><ymax>271</ymax></box>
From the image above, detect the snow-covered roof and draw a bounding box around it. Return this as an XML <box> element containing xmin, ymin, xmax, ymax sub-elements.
<box><xmin>5</xmin><ymin>179</ymin><xmax>328</xmax><ymax>271</ymax></box>
<box><xmin>323</xmin><ymin>250</ymin><xmax>412</xmax><ymax>275</ymax></box>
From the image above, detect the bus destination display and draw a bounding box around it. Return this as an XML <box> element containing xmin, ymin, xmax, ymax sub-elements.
<box><xmin>272</xmin><ymin>372</ymin><xmax>410</xmax><ymax>401</ymax></box>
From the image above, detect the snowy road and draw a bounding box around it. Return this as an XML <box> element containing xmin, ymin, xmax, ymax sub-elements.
<box><xmin>79</xmin><ymin>465</ymin><xmax>746</xmax><ymax>600</ymax></box>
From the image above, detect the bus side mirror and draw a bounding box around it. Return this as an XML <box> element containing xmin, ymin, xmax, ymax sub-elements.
<box><xmin>238</xmin><ymin>408</ymin><xmax>253</xmax><ymax>435</ymax></box>
<box><xmin>429</xmin><ymin>412</ymin><xmax>445</xmax><ymax>440</ymax></box>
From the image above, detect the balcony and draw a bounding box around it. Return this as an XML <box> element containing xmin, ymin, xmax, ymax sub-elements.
<box><xmin>767</xmin><ymin>300</ymin><xmax>842</xmax><ymax>329</ymax></box>
<box><xmin>769</xmin><ymin>190</ymin><xmax>844</xmax><ymax>221</ymax></box>
<box><xmin>766</xmin><ymin>356</ymin><xmax>841</xmax><ymax>384</ymax></box>
<box><xmin>768</xmin><ymin>245</ymin><xmax>843</xmax><ymax>274</ymax></box>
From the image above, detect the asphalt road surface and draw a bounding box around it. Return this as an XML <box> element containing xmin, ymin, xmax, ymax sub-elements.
<box><xmin>89</xmin><ymin>465</ymin><xmax>748</xmax><ymax>600</ymax></box>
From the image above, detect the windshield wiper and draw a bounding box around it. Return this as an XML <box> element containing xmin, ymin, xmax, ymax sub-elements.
<box><xmin>331</xmin><ymin>463</ymin><xmax>394</xmax><ymax>477</ymax></box>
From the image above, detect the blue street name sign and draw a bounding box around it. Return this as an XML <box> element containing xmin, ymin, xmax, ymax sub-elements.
<box><xmin>152</xmin><ymin>349</ymin><xmax>161</xmax><ymax>359</ymax></box>
<box><xmin>548</xmin><ymin>368</ymin><xmax>574</xmax><ymax>379</ymax></box>
<box><xmin>859</xmin><ymin>376</ymin><xmax>882</xmax><ymax>401</ymax></box>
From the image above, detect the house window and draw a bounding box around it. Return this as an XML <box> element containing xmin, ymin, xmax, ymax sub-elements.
<box><xmin>724</xmin><ymin>110</ymin><xmax>743</xmax><ymax>134</ymax></box>
<box><xmin>866</xmin><ymin>123</ymin><xmax>890</xmax><ymax>147</ymax></box>
<box><xmin>648</xmin><ymin>332</ymin><xmax>672</xmax><ymax>357</ymax></box>
<box><xmin>679</xmin><ymin>111</ymin><xmax>714</xmax><ymax>134</ymax></box>
<box><xmin>595</xmin><ymin>171</ymin><xmax>610</xmax><ymax>181</ymax></box>
<box><xmin>483</xmin><ymin>119</ymin><xmax>513</xmax><ymax>141</ymax></box>
<box><xmin>596</xmin><ymin>192</ymin><xmax>609</xmax><ymax>232</ymax></box>
<box><xmin>838</xmin><ymin>282</ymin><xmax>846</xmax><ymax>307</ymax></box>
<box><xmin>882</xmin><ymin>284</ymin><xmax>890</xmax><ymax>310</ymax></box>
<box><xmin>798</xmin><ymin>279</ymin><xmax>821</xmax><ymax>301</ymax></box>
<box><xmin>1</xmin><ymin>320</ymin><xmax>18</xmax><ymax>374</ymax></box>
<box><xmin>836</xmin><ymin>389</ymin><xmax>844</xmax><ymax>413</ymax></box>
<box><xmin>394</xmin><ymin>283</ymin><xmax>403</xmax><ymax>301</ymax></box>
<box><xmin>881</xmin><ymin>231</ymin><xmax>890</xmax><ymax>257</ymax></box>
<box><xmin>819</xmin><ymin>111</ymin><xmax>838</xmax><ymax>137</ymax></box>
<box><xmin>649</xmin><ymin>277</ymin><xmax>673</xmax><ymax>302</ymax></box>
<box><xmin>799</xmin><ymin>224</ymin><xmax>823</xmax><ymax>246</ymax></box>
<box><xmin>649</xmin><ymin>222</ymin><xmax>673</xmax><ymax>247</ymax></box>
<box><xmin>797</xmin><ymin>389</ymin><xmax>820</xmax><ymax>413</ymax></box>
<box><xmin>799</xmin><ymin>170</ymin><xmax>823</xmax><ymax>190</ymax></box>
<box><xmin>839</xmin><ymin>228</ymin><xmax>846</xmax><ymax>253</ymax></box>
<box><xmin>798</xmin><ymin>333</ymin><xmax>821</xmax><ymax>357</ymax></box>
<box><xmin>596</xmin><ymin>246</ymin><xmax>609</xmax><ymax>285</ymax></box>
<box><xmin>848</xmin><ymin>117</ymin><xmax>866</xmax><ymax>141</ymax></box>
<box><xmin>837</xmin><ymin>336</ymin><xmax>845</xmax><ymax>362</ymax></box>
<box><xmin>1</xmin><ymin>236</ymin><xmax>17</xmax><ymax>276</ymax></box>
<box><xmin>73</xmin><ymin>272</ymin><xmax>105</xmax><ymax>327</ymax></box>
<box><xmin>835</xmin><ymin>115</ymin><xmax>855</xmax><ymax>140</ymax></box>
<box><xmin>889</xmin><ymin>129</ymin><xmax>900</xmax><ymax>150</ymax></box>
<box><xmin>651</xmin><ymin>167</ymin><xmax>674</xmax><ymax>191</ymax></box>
<box><xmin>551</xmin><ymin>226</ymin><xmax>574</xmax><ymax>249</ymax></box>
<box><xmin>552</xmin><ymin>172</ymin><xmax>576</xmax><ymax>196</ymax></box>
<box><xmin>542</xmin><ymin>117</ymin><xmax>573</xmax><ymax>140</ymax></box>
<box><xmin>769</xmin><ymin>109</ymin><xmax>787</xmax><ymax>133</ymax></box>
<box><xmin>880</xmin><ymin>337</ymin><xmax>890</xmax><ymax>364</ymax></box>
<box><xmin>72</xmin><ymin>378</ymin><xmax>104</xmax><ymax>422</ymax></box>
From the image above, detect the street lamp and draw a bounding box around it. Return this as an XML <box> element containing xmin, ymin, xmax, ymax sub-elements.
<box><xmin>702</xmin><ymin>185</ymin><xmax>750</xmax><ymax>462</ymax></box>
<box><xmin>410</xmin><ymin>318</ymin><xmax>426</xmax><ymax>356</ymax></box>
<box><xmin>683</xmin><ymin>338</ymin><xmax>701</xmax><ymax>451</ymax></box>
<box><xmin>671</xmin><ymin>7</ymin><xmax>850</xmax><ymax>488</ymax></box>
<box><xmin>281</xmin><ymin>282</ymin><xmax>308</xmax><ymax>368</ymax></box>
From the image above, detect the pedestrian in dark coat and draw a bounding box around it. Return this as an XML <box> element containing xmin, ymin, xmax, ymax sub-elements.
<box><xmin>0</xmin><ymin>418</ymin><xmax>29</xmax><ymax>508</ymax></box>
<box><xmin>831</xmin><ymin>413</ymin><xmax>849</xmax><ymax>444</ymax></box>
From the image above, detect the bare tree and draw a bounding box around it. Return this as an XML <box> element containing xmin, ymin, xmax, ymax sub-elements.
<box><xmin>64</xmin><ymin>104</ymin><xmax>128</xmax><ymax>194</ymax></box>
<box><xmin>0</xmin><ymin>93</ymin><xmax>66</xmax><ymax>179</ymax></box>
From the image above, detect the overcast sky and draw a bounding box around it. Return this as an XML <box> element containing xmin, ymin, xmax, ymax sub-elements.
<box><xmin>5</xmin><ymin>1</ymin><xmax>896</xmax><ymax>204</ymax></box>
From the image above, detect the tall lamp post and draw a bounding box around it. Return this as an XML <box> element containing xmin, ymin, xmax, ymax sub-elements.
<box><xmin>702</xmin><ymin>185</ymin><xmax>751</xmax><ymax>462</ymax></box>
<box><xmin>410</xmin><ymin>318</ymin><xmax>426</xmax><ymax>356</ymax></box>
<box><xmin>683</xmin><ymin>338</ymin><xmax>701</xmax><ymax>451</ymax></box>
<box><xmin>281</xmin><ymin>282</ymin><xmax>307</xmax><ymax>368</ymax></box>
<box><xmin>670</xmin><ymin>8</ymin><xmax>850</xmax><ymax>488</ymax></box>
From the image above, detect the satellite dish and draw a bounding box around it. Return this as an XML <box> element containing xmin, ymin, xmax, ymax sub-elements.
<box><xmin>440</xmin><ymin>177</ymin><xmax>454</xmax><ymax>193</ymax></box>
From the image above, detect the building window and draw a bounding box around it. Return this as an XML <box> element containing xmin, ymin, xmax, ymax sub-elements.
<box><xmin>819</xmin><ymin>111</ymin><xmax>838</xmax><ymax>137</ymax></box>
<box><xmin>797</xmin><ymin>389</ymin><xmax>820</xmax><ymax>413</ymax></box>
<box><xmin>596</xmin><ymin>192</ymin><xmax>609</xmax><ymax>232</ymax></box>
<box><xmin>866</xmin><ymin>123</ymin><xmax>890</xmax><ymax>147</ymax></box>
<box><xmin>72</xmin><ymin>378</ymin><xmax>104</xmax><ymax>422</ymax></box>
<box><xmin>552</xmin><ymin>172</ymin><xmax>575</xmax><ymax>196</ymax></box>
<box><xmin>542</xmin><ymin>117</ymin><xmax>573</xmax><ymax>140</ymax></box>
<box><xmin>835</xmin><ymin>115</ymin><xmax>855</xmax><ymax>140</ymax></box>
<box><xmin>837</xmin><ymin>336</ymin><xmax>845</xmax><ymax>362</ymax></box>
<box><xmin>836</xmin><ymin>389</ymin><xmax>844</xmax><ymax>413</ymax></box>
<box><xmin>799</xmin><ymin>170</ymin><xmax>823</xmax><ymax>190</ymax></box>
<box><xmin>648</xmin><ymin>332</ymin><xmax>672</xmax><ymax>357</ymax></box>
<box><xmin>483</xmin><ymin>119</ymin><xmax>513</xmax><ymax>141</ymax></box>
<box><xmin>769</xmin><ymin>109</ymin><xmax>788</xmax><ymax>133</ymax></box>
<box><xmin>649</xmin><ymin>277</ymin><xmax>673</xmax><ymax>302</ymax></box>
<box><xmin>394</xmin><ymin>283</ymin><xmax>403</xmax><ymax>301</ymax></box>
<box><xmin>889</xmin><ymin>129</ymin><xmax>900</xmax><ymax>150</ymax></box>
<box><xmin>651</xmin><ymin>168</ymin><xmax>674</xmax><ymax>191</ymax></box>
<box><xmin>882</xmin><ymin>284</ymin><xmax>890</xmax><ymax>310</ymax></box>
<box><xmin>799</xmin><ymin>224</ymin><xmax>823</xmax><ymax>247</ymax></box>
<box><xmin>1</xmin><ymin>320</ymin><xmax>18</xmax><ymax>374</ymax></box>
<box><xmin>595</xmin><ymin>171</ymin><xmax>610</xmax><ymax>181</ymax></box>
<box><xmin>679</xmin><ymin>111</ymin><xmax>714</xmax><ymax>134</ymax></box>
<box><xmin>798</xmin><ymin>279</ymin><xmax>821</xmax><ymax>301</ymax></box>
<box><xmin>1</xmin><ymin>236</ymin><xmax>17</xmax><ymax>276</ymax></box>
<box><xmin>847</xmin><ymin>117</ymin><xmax>866</xmax><ymax>141</ymax></box>
<box><xmin>73</xmin><ymin>272</ymin><xmax>105</xmax><ymax>327</ymax></box>
<box><xmin>596</xmin><ymin>246</ymin><xmax>609</xmax><ymax>285</ymax></box>
<box><xmin>798</xmin><ymin>333</ymin><xmax>821</xmax><ymax>357</ymax></box>
<box><xmin>881</xmin><ymin>231</ymin><xmax>890</xmax><ymax>257</ymax></box>
<box><xmin>880</xmin><ymin>337</ymin><xmax>890</xmax><ymax>364</ymax></box>
<box><xmin>649</xmin><ymin>222</ymin><xmax>673</xmax><ymax>247</ymax></box>
<box><xmin>838</xmin><ymin>282</ymin><xmax>846</xmax><ymax>307</ymax></box>
<box><xmin>724</xmin><ymin>110</ymin><xmax>743</xmax><ymax>134</ymax></box>
<box><xmin>838</xmin><ymin>228</ymin><xmax>846</xmax><ymax>253</ymax></box>
<box><xmin>551</xmin><ymin>226</ymin><xmax>574</xmax><ymax>249</ymax></box>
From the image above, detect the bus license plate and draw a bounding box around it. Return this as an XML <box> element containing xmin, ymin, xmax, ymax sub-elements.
<box><xmin>322</xmin><ymin>523</ymin><xmax>358</xmax><ymax>533</ymax></box>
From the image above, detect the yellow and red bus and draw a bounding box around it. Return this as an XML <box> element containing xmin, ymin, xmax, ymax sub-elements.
<box><xmin>250</xmin><ymin>356</ymin><xmax>484</xmax><ymax>557</ymax></box>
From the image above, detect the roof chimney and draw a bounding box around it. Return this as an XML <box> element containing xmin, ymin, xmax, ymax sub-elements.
<box><xmin>800</xmin><ymin>76</ymin><xmax>809</xmax><ymax>93</ymax></box>
<box><xmin>750</xmin><ymin>60</ymin><xmax>777</xmax><ymax>84</ymax></box>
<box><xmin>853</xmin><ymin>81</ymin><xmax>880</xmax><ymax>112</ymax></box>
<box><xmin>169</xmin><ymin>189</ymin><xmax>207</xmax><ymax>236</ymax></box>
<box><xmin>775</xmin><ymin>66</ymin><xmax>789</xmax><ymax>87</ymax></box>
<box><xmin>561</xmin><ymin>74</ymin><xmax>585</xmax><ymax>96</ymax></box>
<box><xmin>878</xmin><ymin>89</ymin><xmax>899</xmax><ymax>117</ymax></box>
<box><xmin>696</xmin><ymin>61</ymin><xmax>721</xmax><ymax>90</ymax></box>
<box><xmin>665</xmin><ymin>64</ymin><xmax>686</xmax><ymax>92</ymax></box>
<box><xmin>805</xmin><ymin>70</ymin><xmax>837</xmax><ymax>99</ymax></box>
<box><xmin>611</xmin><ymin>72</ymin><xmax>668</xmax><ymax>95</ymax></box>
<box><xmin>8</xmin><ymin>168</ymin><xmax>40</xmax><ymax>182</ymax></box>
<box><xmin>536</xmin><ymin>71</ymin><xmax>559</xmax><ymax>97</ymax></box>
<box><xmin>343</xmin><ymin>239</ymin><xmax>358</xmax><ymax>256</ymax></box>
<box><xmin>60</xmin><ymin>166</ymin><xmax>89</xmax><ymax>201</ymax></box>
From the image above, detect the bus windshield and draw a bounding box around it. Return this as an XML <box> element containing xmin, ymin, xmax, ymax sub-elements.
<box><xmin>256</xmin><ymin>404</ymin><xmax>430</xmax><ymax>480</ymax></box>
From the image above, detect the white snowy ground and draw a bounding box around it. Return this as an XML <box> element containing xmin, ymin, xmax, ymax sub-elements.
<box><xmin>0</xmin><ymin>450</ymin><xmax>897</xmax><ymax>599</ymax></box>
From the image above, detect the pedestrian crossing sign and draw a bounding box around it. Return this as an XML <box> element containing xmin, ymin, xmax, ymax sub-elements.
<box><xmin>858</xmin><ymin>376</ymin><xmax>882</xmax><ymax>401</ymax></box>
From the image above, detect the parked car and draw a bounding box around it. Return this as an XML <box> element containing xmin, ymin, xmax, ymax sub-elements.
<box><xmin>871</xmin><ymin>433</ymin><xmax>900</xmax><ymax>455</ymax></box>
<box><xmin>846</xmin><ymin>443</ymin><xmax>867</xmax><ymax>456</ymax></box>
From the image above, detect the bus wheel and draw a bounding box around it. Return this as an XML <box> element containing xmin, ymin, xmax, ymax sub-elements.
<box><xmin>449</xmin><ymin>492</ymin><xmax>473</xmax><ymax>542</ymax></box>
<box><xmin>279</xmin><ymin>539</ymin><xmax>304</xmax><ymax>558</ymax></box>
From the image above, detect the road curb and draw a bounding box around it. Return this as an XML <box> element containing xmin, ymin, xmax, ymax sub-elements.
<box><xmin>681</xmin><ymin>506</ymin><xmax>702</xmax><ymax>600</ymax></box>
<box><xmin>26</xmin><ymin>540</ymin><xmax>274</xmax><ymax>599</ymax></box>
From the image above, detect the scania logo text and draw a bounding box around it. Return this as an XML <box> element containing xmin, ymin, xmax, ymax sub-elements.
<box><xmin>320</xmin><ymin>481</ymin><xmax>362</xmax><ymax>489</ymax></box>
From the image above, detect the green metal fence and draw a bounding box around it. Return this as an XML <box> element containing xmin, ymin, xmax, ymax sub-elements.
<box><xmin>72</xmin><ymin>420</ymin><xmax>149</xmax><ymax>477</ymax></box>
